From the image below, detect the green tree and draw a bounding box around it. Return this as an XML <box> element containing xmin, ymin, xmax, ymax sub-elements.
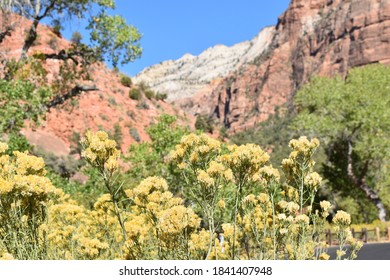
<box><xmin>70</xmin><ymin>31</ymin><xmax>83</xmax><ymax>45</ymax></box>
<box><xmin>0</xmin><ymin>0</ymin><xmax>142</xmax><ymax>135</ymax></box>
<box><xmin>195</xmin><ymin>114</ymin><xmax>214</xmax><ymax>133</ymax></box>
<box><xmin>0</xmin><ymin>0</ymin><xmax>142</xmax><ymax>66</ymax></box>
<box><xmin>124</xmin><ymin>114</ymin><xmax>189</xmax><ymax>191</ymax></box>
<box><xmin>293</xmin><ymin>64</ymin><xmax>390</xmax><ymax>221</ymax></box>
<box><xmin>0</xmin><ymin>80</ymin><xmax>52</xmax><ymax>133</ymax></box>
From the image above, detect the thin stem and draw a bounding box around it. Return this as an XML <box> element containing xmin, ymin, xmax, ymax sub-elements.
<box><xmin>232</xmin><ymin>182</ymin><xmax>242</xmax><ymax>260</ymax></box>
<box><xmin>270</xmin><ymin>194</ymin><xmax>276</xmax><ymax>260</ymax></box>
<box><xmin>205</xmin><ymin>212</ymin><xmax>215</xmax><ymax>260</ymax></box>
<box><xmin>104</xmin><ymin>170</ymin><xmax>127</xmax><ymax>241</ymax></box>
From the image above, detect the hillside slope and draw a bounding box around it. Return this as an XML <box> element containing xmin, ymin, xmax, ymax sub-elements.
<box><xmin>0</xmin><ymin>15</ymin><xmax>192</xmax><ymax>155</ymax></box>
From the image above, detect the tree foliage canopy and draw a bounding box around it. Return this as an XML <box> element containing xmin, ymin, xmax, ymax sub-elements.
<box><xmin>293</xmin><ymin>64</ymin><xmax>390</xmax><ymax>221</ymax></box>
<box><xmin>0</xmin><ymin>79</ymin><xmax>52</xmax><ymax>133</ymax></box>
<box><xmin>1</xmin><ymin>0</ymin><xmax>142</xmax><ymax>66</ymax></box>
<box><xmin>0</xmin><ymin>0</ymin><xmax>142</xmax><ymax>136</ymax></box>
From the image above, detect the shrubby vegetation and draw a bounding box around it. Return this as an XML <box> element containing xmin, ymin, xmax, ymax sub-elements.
<box><xmin>155</xmin><ymin>92</ymin><xmax>168</xmax><ymax>101</ymax></box>
<box><xmin>70</xmin><ymin>32</ymin><xmax>83</xmax><ymax>45</ymax></box>
<box><xmin>129</xmin><ymin>88</ymin><xmax>142</xmax><ymax>100</ymax></box>
<box><xmin>0</xmin><ymin>121</ymin><xmax>362</xmax><ymax>260</ymax></box>
<box><xmin>120</xmin><ymin>74</ymin><xmax>132</xmax><ymax>87</ymax></box>
<box><xmin>195</xmin><ymin>114</ymin><xmax>214</xmax><ymax>133</ymax></box>
<box><xmin>127</xmin><ymin>81</ymin><xmax>167</xmax><ymax>102</ymax></box>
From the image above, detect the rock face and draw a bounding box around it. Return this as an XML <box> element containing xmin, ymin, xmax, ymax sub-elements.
<box><xmin>0</xmin><ymin>15</ymin><xmax>192</xmax><ymax>156</ymax></box>
<box><xmin>133</xmin><ymin>27</ymin><xmax>275</xmax><ymax>101</ymax></box>
<box><xmin>136</xmin><ymin>0</ymin><xmax>390</xmax><ymax>133</ymax></box>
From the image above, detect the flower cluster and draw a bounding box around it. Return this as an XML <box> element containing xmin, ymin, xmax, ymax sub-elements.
<box><xmin>282</xmin><ymin>136</ymin><xmax>320</xmax><ymax>181</ymax></box>
<box><xmin>333</xmin><ymin>210</ymin><xmax>351</xmax><ymax>227</ymax></box>
<box><xmin>0</xmin><ymin>143</ymin><xmax>61</xmax><ymax>199</ymax></box>
<box><xmin>320</xmin><ymin>200</ymin><xmax>332</xmax><ymax>218</ymax></box>
<box><xmin>44</xmin><ymin>197</ymin><xmax>119</xmax><ymax>259</ymax></box>
<box><xmin>0</xmin><ymin>143</ymin><xmax>8</xmax><ymax>154</ymax></box>
<box><xmin>124</xmin><ymin>176</ymin><xmax>200</xmax><ymax>259</ymax></box>
<box><xmin>157</xmin><ymin>205</ymin><xmax>200</xmax><ymax>235</ymax></box>
<box><xmin>0</xmin><ymin>252</ymin><xmax>14</xmax><ymax>260</ymax></box>
<box><xmin>259</xmin><ymin>165</ymin><xmax>280</xmax><ymax>183</ymax></box>
<box><xmin>221</xmin><ymin>143</ymin><xmax>269</xmax><ymax>179</ymax></box>
<box><xmin>288</xmin><ymin>136</ymin><xmax>320</xmax><ymax>156</ymax></box>
<box><xmin>81</xmin><ymin>130</ymin><xmax>120</xmax><ymax>173</ymax></box>
<box><xmin>170</xmin><ymin>133</ymin><xmax>221</xmax><ymax>166</ymax></box>
<box><xmin>304</xmin><ymin>172</ymin><xmax>322</xmax><ymax>191</ymax></box>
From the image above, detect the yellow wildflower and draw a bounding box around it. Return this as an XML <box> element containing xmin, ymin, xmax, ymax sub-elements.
<box><xmin>286</xmin><ymin>201</ymin><xmax>300</xmax><ymax>214</ymax></box>
<box><xmin>0</xmin><ymin>142</ymin><xmax>8</xmax><ymax>154</ymax></box>
<box><xmin>278</xmin><ymin>200</ymin><xmax>288</xmax><ymax>209</ymax></box>
<box><xmin>319</xmin><ymin>252</ymin><xmax>330</xmax><ymax>260</ymax></box>
<box><xmin>197</xmin><ymin>170</ymin><xmax>214</xmax><ymax>187</ymax></box>
<box><xmin>157</xmin><ymin>205</ymin><xmax>200</xmax><ymax>235</ymax></box>
<box><xmin>0</xmin><ymin>178</ymin><xmax>13</xmax><ymax>195</ymax></box>
<box><xmin>260</xmin><ymin>165</ymin><xmax>280</xmax><ymax>182</ymax></box>
<box><xmin>278</xmin><ymin>213</ymin><xmax>287</xmax><ymax>221</ymax></box>
<box><xmin>207</xmin><ymin>161</ymin><xmax>225</xmax><ymax>177</ymax></box>
<box><xmin>279</xmin><ymin>228</ymin><xmax>288</xmax><ymax>235</ymax></box>
<box><xmin>304</xmin><ymin>172</ymin><xmax>322</xmax><ymax>189</ymax></box>
<box><xmin>14</xmin><ymin>151</ymin><xmax>46</xmax><ymax>176</ymax></box>
<box><xmin>333</xmin><ymin>210</ymin><xmax>351</xmax><ymax>226</ymax></box>
<box><xmin>295</xmin><ymin>214</ymin><xmax>310</xmax><ymax>225</ymax></box>
<box><xmin>222</xmin><ymin>223</ymin><xmax>235</xmax><ymax>237</ymax></box>
<box><xmin>104</xmin><ymin>155</ymin><xmax>119</xmax><ymax>173</ymax></box>
<box><xmin>320</xmin><ymin>200</ymin><xmax>332</xmax><ymax>218</ymax></box>
<box><xmin>0</xmin><ymin>252</ymin><xmax>14</xmax><ymax>260</ymax></box>
<box><xmin>243</xmin><ymin>194</ymin><xmax>256</xmax><ymax>205</ymax></box>
<box><xmin>218</xmin><ymin>199</ymin><xmax>226</xmax><ymax>209</ymax></box>
<box><xmin>320</xmin><ymin>200</ymin><xmax>332</xmax><ymax>212</ymax></box>
<box><xmin>336</xmin><ymin>250</ymin><xmax>346</xmax><ymax>259</ymax></box>
<box><xmin>81</xmin><ymin>130</ymin><xmax>119</xmax><ymax>170</ymax></box>
<box><xmin>258</xmin><ymin>193</ymin><xmax>269</xmax><ymax>204</ymax></box>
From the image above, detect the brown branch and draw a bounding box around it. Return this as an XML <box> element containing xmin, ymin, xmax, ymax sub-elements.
<box><xmin>347</xmin><ymin>138</ymin><xmax>387</xmax><ymax>221</ymax></box>
<box><xmin>34</xmin><ymin>45</ymin><xmax>99</xmax><ymax>68</ymax></box>
<box><xmin>4</xmin><ymin>84</ymin><xmax>98</xmax><ymax>132</ymax></box>
<box><xmin>346</xmin><ymin>139</ymin><xmax>359</xmax><ymax>186</ymax></box>
<box><xmin>37</xmin><ymin>0</ymin><xmax>56</xmax><ymax>21</ymax></box>
<box><xmin>45</xmin><ymin>84</ymin><xmax>98</xmax><ymax>110</ymax></box>
<box><xmin>0</xmin><ymin>25</ymin><xmax>13</xmax><ymax>44</ymax></box>
<box><xmin>20</xmin><ymin>17</ymin><xmax>39</xmax><ymax>60</ymax></box>
<box><xmin>20</xmin><ymin>0</ymin><xmax>57</xmax><ymax>60</ymax></box>
<box><xmin>37</xmin><ymin>50</ymin><xmax>79</xmax><ymax>65</ymax></box>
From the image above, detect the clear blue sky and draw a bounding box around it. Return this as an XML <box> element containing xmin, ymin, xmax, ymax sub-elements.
<box><xmin>63</xmin><ymin>0</ymin><xmax>291</xmax><ymax>76</ymax></box>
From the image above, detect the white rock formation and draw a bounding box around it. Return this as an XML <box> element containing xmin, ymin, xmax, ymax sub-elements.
<box><xmin>133</xmin><ymin>26</ymin><xmax>275</xmax><ymax>101</ymax></box>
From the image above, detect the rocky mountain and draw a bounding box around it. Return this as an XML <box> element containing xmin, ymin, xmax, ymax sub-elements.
<box><xmin>135</xmin><ymin>0</ymin><xmax>390</xmax><ymax>133</ymax></box>
<box><xmin>133</xmin><ymin>27</ymin><xmax>275</xmax><ymax>101</ymax></box>
<box><xmin>0</xmin><ymin>15</ymin><xmax>192</xmax><ymax>156</ymax></box>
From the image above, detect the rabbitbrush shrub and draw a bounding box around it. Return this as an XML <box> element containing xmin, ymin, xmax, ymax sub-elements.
<box><xmin>0</xmin><ymin>132</ymin><xmax>362</xmax><ymax>260</ymax></box>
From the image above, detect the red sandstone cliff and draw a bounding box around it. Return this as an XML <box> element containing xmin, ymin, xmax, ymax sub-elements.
<box><xmin>2</xmin><ymin>0</ymin><xmax>389</xmax><ymax>154</ymax></box>
<box><xmin>159</xmin><ymin>0</ymin><xmax>390</xmax><ymax>133</ymax></box>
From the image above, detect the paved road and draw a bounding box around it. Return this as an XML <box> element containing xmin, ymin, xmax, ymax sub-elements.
<box><xmin>327</xmin><ymin>242</ymin><xmax>390</xmax><ymax>260</ymax></box>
